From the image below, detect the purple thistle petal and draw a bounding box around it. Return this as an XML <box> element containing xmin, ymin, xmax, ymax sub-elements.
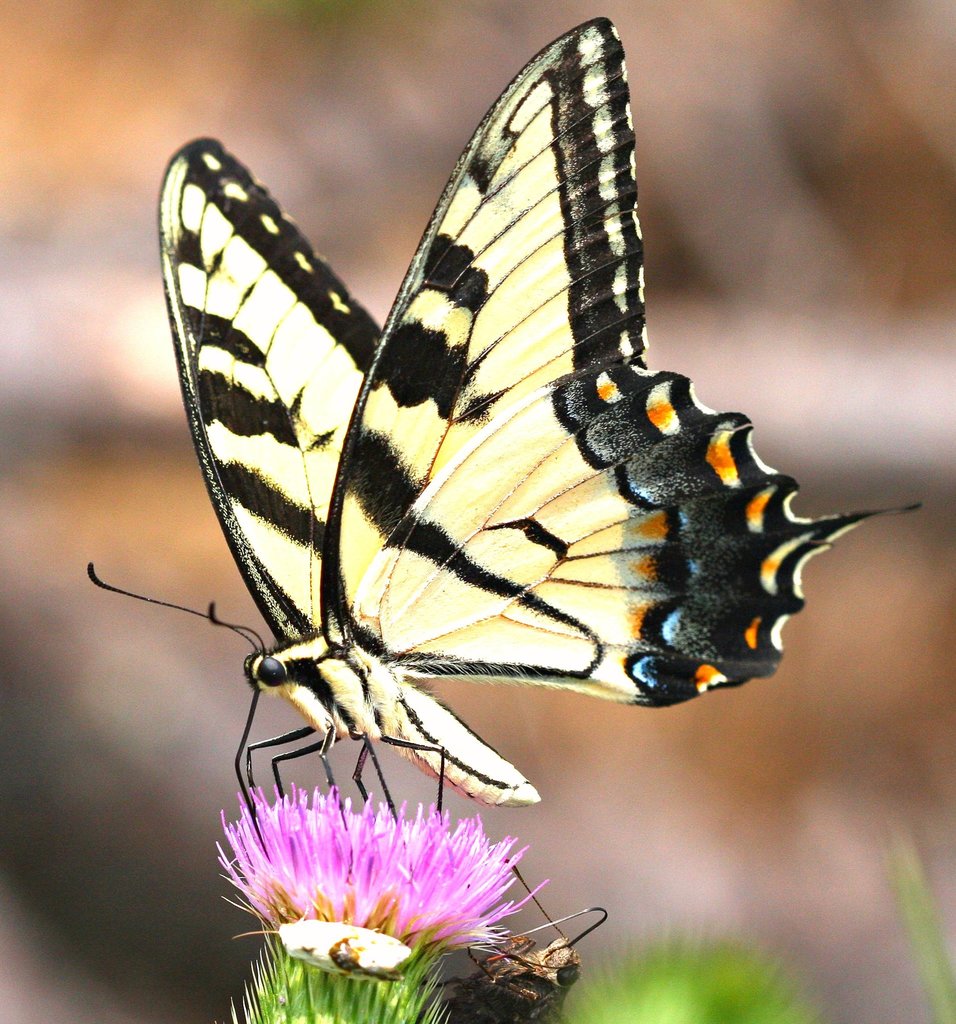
<box><xmin>219</xmin><ymin>788</ymin><xmax>542</xmax><ymax>951</ymax></box>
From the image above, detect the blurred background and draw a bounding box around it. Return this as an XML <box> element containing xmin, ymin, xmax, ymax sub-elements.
<box><xmin>0</xmin><ymin>1</ymin><xmax>953</xmax><ymax>1021</ymax></box>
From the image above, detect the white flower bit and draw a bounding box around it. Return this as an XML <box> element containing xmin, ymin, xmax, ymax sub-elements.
<box><xmin>278</xmin><ymin>921</ymin><xmax>413</xmax><ymax>981</ymax></box>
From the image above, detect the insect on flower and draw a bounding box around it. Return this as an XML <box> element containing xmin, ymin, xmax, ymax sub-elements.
<box><xmin>444</xmin><ymin>937</ymin><xmax>581</xmax><ymax>1024</ymax></box>
<box><xmin>443</xmin><ymin>907</ymin><xmax>606</xmax><ymax>1023</ymax></box>
<box><xmin>278</xmin><ymin>920</ymin><xmax>412</xmax><ymax>981</ymax></box>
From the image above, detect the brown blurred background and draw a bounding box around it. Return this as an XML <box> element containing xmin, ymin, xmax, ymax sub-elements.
<box><xmin>0</xmin><ymin>1</ymin><xmax>953</xmax><ymax>1022</ymax></box>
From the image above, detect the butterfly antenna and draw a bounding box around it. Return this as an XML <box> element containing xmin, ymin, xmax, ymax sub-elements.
<box><xmin>208</xmin><ymin>602</ymin><xmax>264</xmax><ymax>653</ymax></box>
<box><xmin>87</xmin><ymin>563</ymin><xmax>262</xmax><ymax>653</ymax></box>
<box><xmin>88</xmin><ymin>562</ymin><xmax>216</xmax><ymax>623</ymax></box>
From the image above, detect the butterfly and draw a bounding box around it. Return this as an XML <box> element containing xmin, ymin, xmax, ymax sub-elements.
<box><xmin>160</xmin><ymin>18</ymin><xmax>873</xmax><ymax>807</ymax></box>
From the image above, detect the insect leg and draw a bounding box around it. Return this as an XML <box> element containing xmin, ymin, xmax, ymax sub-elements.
<box><xmin>380</xmin><ymin>734</ymin><xmax>447</xmax><ymax>813</ymax></box>
<box><xmin>269</xmin><ymin>728</ymin><xmax>336</xmax><ymax>797</ymax></box>
<box><xmin>245</xmin><ymin>726</ymin><xmax>315</xmax><ymax>788</ymax></box>
<box><xmin>352</xmin><ymin>744</ymin><xmax>369</xmax><ymax>803</ymax></box>
<box><xmin>234</xmin><ymin>689</ymin><xmax>261</xmax><ymax>817</ymax></box>
<box><xmin>352</xmin><ymin>737</ymin><xmax>396</xmax><ymax>816</ymax></box>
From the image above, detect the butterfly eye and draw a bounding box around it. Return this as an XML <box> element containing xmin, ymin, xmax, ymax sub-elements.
<box><xmin>257</xmin><ymin>656</ymin><xmax>288</xmax><ymax>687</ymax></box>
<box><xmin>556</xmin><ymin>964</ymin><xmax>579</xmax><ymax>987</ymax></box>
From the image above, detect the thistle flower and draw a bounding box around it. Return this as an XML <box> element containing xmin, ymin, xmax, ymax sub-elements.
<box><xmin>220</xmin><ymin>787</ymin><xmax>539</xmax><ymax>954</ymax></box>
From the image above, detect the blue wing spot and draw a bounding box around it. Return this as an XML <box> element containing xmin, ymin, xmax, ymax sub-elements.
<box><xmin>630</xmin><ymin>655</ymin><xmax>658</xmax><ymax>688</ymax></box>
<box><xmin>662</xmin><ymin>609</ymin><xmax>682</xmax><ymax>646</ymax></box>
<box><xmin>627</xmin><ymin>481</ymin><xmax>655</xmax><ymax>505</ymax></box>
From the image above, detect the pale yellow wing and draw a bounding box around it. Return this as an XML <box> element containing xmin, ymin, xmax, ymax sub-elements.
<box><xmin>161</xmin><ymin>140</ymin><xmax>378</xmax><ymax>638</ymax></box>
<box><xmin>323</xmin><ymin>19</ymin><xmax>645</xmax><ymax>641</ymax></box>
<box><xmin>355</xmin><ymin>363</ymin><xmax>871</xmax><ymax>704</ymax></box>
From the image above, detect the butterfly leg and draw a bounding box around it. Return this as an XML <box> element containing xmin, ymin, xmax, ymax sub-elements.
<box><xmin>268</xmin><ymin>728</ymin><xmax>336</xmax><ymax>797</ymax></box>
<box><xmin>380</xmin><ymin>735</ymin><xmax>448</xmax><ymax>813</ymax></box>
<box><xmin>244</xmin><ymin>726</ymin><xmax>315</xmax><ymax>789</ymax></box>
<box><xmin>352</xmin><ymin>737</ymin><xmax>396</xmax><ymax>816</ymax></box>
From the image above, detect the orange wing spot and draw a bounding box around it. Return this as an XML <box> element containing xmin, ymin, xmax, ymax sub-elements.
<box><xmin>596</xmin><ymin>374</ymin><xmax>620</xmax><ymax>403</ymax></box>
<box><xmin>646</xmin><ymin>395</ymin><xmax>677</xmax><ymax>434</ymax></box>
<box><xmin>630</xmin><ymin>554</ymin><xmax>657</xmax><ymax>582</ymax></box>
<box><xmin>745</xmin><ymin>487</ymin><xmax>773</xmax><ymax>532</ymax></box>
<box><xmin>634</xmin><ymin>510</ymin><xmax>669</xmax><ymax>542</ymax></box>
<box><xmin>627</xmin><ymin>604</ymin><xmax>647</xmax><ymax>639</ymax></box>
<box><xmin>760</xmin><ymin>535</ymin><xmax>808</xmax><ymax>596</ymax></box>
<box><xmin>705</xmin><ymin>431</ymin><xmax>740</xmax><ymax>487</ymax></box>
<box><xmin>695</xmin><ymin>663</ymin><xmax>728</xmax><ymax>692</ymax></box>
<box><xmin>761</xmin><ymin>555</ymin><xmax>781</xmax><ymax>575</ymax></box>
<box><xmin>760</xmin><ymin>554</ymin><xmax>781</xmax><ymax>594</ymax></box>
<box><xmin>744</xmin><ymin>616</ymin><xmax>761</xmax><ymax>650</ymax></box>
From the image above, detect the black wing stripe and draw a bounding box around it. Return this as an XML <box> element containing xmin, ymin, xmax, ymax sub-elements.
<box><xmin>183</xmin><ymin>149</ymin><xmax>379</xmax><ymax>371</ymax></box>
<box><xmin>347</xmin><ymin>429</ymin><xmax>421</xmax><ymax>538</ymax></box>
<box><xmin>216</xmin><ymin>460</ymin><xmax>325</xmax><ymax>553</ymax></box>
<box><xmin>197</xmin><ymin>366</ymin><xmax>299</xmax><ymax>447</ymax></box>
<box><xmin>554</xmin><ymin>56</ymin><xmax>643</xmax><ymax>369</ymax></box>
<box><xmin>191</xmin><ymin>312</ymin><xmax>268</xmax><ymax>367</ymax></box>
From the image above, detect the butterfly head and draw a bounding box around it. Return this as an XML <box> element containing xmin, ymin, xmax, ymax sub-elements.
<box><xmin>551</xmin><ymin>951</ymin><xmax>581</xmax><ymax>988</ymax></box>
<box><xmin>240</xmin><ymin>641</ymin><xmax>358</xmax><ymax>741</ymax></box>
<box><xmin>245</xmin><ymin>652</ymin><xmax>289</xmax><ymax>690</ymax></box>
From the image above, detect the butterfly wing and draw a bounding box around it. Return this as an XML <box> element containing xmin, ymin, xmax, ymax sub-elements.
<box><xmin>327</xmin><ymin>19</ymin><xmax>870</xmax><ymax>704</ymax></box>
<box><xmin>324</xmin><ymin>18</ymin><xmax>645</xmax><ymax>641</ymax></box>
<box><xmin>160</xmin><ymin>140</ymin><xmax>379</xmax><ymax>639</ymax></box>
<box><xmin>361</xmin><ymin>366</ymin><xmax>870</xmax><ymax>703</ymax></box>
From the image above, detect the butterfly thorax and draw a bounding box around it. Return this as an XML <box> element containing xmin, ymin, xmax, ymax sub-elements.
<box><xmin>246</xmin><ymin>641</ymin><xmax>400</xmax><ymax>743</ymax></box>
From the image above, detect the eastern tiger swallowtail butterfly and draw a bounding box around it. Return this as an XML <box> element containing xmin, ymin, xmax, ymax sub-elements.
<box><xmin>160</xmin><ymin>18</ymin><xmax>875</xmax><ymax>807</ymax></box>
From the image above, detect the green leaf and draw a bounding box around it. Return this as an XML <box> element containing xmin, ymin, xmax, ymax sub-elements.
<box><xmin>890</xmin><ymin>840</ymin><xmax>956</xmax><ymax>1024</ymax></box>
<box><xmin>569</xmin><ymin>941</ymin><xmax>823</xmax><ymax>1024</ymax></box>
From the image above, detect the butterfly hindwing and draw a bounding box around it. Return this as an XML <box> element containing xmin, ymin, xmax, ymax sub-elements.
<box><xmin>325</xmin><ymin>18</ymin><xmax>646</xmax><ymax>640</ymax></box>
<box><xmin>160</xmin><ymin>140</ymin><xmax>379</xmax><ymax>639</ymax></box>
<box><xmin>360</xmin><ymin>363</ymin><xmax>869</xmax><ymax>703</ymax></box>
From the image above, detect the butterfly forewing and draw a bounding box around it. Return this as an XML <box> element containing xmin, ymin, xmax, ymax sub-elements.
<box><xmin>329</xmin><ymin>19</ymin><xmax>872</xmax><ymax>705</ymax></box>
<box><xmin>325</xmin><ymin>18</ymin><xmax>646</xmax><ymax>640</ymax></box>
<box><xmin>160</xmin><ymin>140</ymin><xmax>379</xmax><ymax>639</ymax></box>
